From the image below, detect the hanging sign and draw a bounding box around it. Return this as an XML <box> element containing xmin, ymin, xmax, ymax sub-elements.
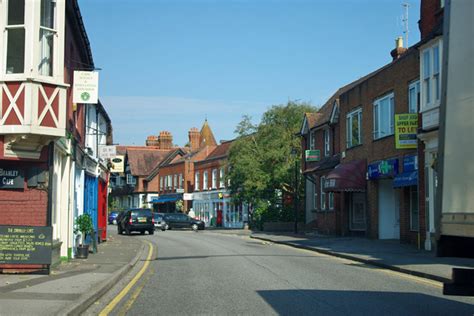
<box><xmin>0</xmin><ymin>168</ymin><xmax>24</xmax><ymax>189</ymax></box>
<box><xmin>395</xmin><ymin>114</ymin><xmax>418</xmax><ymax>149</ymax></box>
<box><xmin>110</xmin><ymin>156</ymin><xmax>124</xmax><ymax>173</ymax></box>
<box><xmin>305</xmin><ymin>150</ymin><xmax>321</xmax><ymax>162</ymax></box>
<box><xmin>98</xmin><ymin>145</ymin><xmax>117</xmax><ymax>159</ymax></box>
<box><xmin>0</xmin><ymin>226</ymin><xmax>52</xmax><ymax>264</ymax></box>
<box><xmin>73</xmin><ymin>71</ymin><xmax>99</xmax><ymax>104</ymax></box>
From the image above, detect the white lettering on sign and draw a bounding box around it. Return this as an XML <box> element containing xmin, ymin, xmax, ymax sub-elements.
<box><xmin>0</xmin><ymin>169</ymin><xmax>19</xmax><ymax>177</ymax></box>
<box><xmin>3</xmin><ymin>178</ymin><xmax>14</xmax><ymax>185</ymax></box>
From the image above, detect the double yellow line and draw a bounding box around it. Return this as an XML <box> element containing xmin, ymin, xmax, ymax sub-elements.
<box><xmin>99</xmin><ymin>240</ymin><xmax>154</xmax><ymax>316</ymax></box>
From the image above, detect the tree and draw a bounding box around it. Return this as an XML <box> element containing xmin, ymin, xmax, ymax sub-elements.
<box><xmin>227</xmin><ymin>101</ymin><xmax>317</xmax><ymax>226</ymax></box>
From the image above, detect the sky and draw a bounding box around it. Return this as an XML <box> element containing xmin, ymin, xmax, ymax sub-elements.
<box><xmin>79</xmin><ymin>0</ymin><xmax>421</xmax><ymax>146</ymax></box>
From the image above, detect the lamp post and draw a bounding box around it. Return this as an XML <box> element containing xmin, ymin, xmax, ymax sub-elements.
<box><xmin>291</xmin><ymin>148</ymin><xmax>298</xmax><ymax>234</ymax></box>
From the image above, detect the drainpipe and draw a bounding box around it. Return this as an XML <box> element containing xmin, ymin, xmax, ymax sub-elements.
<box><xmin>47</xmin><ymin>142</ymin><xmax>54</xmax><ymax>227</ymax></box>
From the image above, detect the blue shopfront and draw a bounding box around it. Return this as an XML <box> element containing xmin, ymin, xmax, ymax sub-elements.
<box><xmin>84</xmin><ymin>157</ymin><xmax>99</xmax><ymax>246</ymax></box>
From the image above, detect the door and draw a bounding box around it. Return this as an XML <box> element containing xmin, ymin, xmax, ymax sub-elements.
<box><xmin>378</xmin><ymin>179</ymin><xmax>400</xmax><ymax>239</ymax></box>
<box><xmin>350</xmin><ymin>193</ymin><xmax>367</xmax><ymax>231</ymax></box>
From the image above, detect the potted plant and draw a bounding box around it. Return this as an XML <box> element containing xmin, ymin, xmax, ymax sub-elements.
<box><xmin>74</xmin><ymin>214</ymin><xmax>94</xmax><ymax>259</ymax></box>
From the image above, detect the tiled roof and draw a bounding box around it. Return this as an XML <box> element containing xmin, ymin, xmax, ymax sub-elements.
<box><xmin>201</xmin><ymin>140</ymin><xmax>234</xmax><ymax>162</ymax></box>
<box><xmin>200</xmin><ymin>120</ymin><xmax>217</xmax><ymax>147</ymax></box>
<box><xmin>126</xmin><ymin>147</ymin><xmax>171</xmax><ymax>176</ymax></box>
<box><xmin>305</xmin><ymin>113</ymin><xmax>323</xmax><ymax>129</ymax></box>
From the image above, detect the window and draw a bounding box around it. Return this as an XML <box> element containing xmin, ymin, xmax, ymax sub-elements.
<box><xmin>408</xmin><ymin>81</ymin><xmax>420</xmax><ymax>113</ymax></box>
<box><xmin>309</xmin><ymin>131</ymin><xmax>316</xmax><ymax>150</ymax></box>
<box><xmin>219</xmin><ymin>168</ymin><xmax>225</xmax><ymax>188</ymax></box>
<box><xmin>212</xmin><ymin>169</ymin><xmax>217</xmax><ymax>189</ymax></box>
<box><xmin>179</xmin><ymin>174</ymin><xmax>183</xmax><ymax>189</ymax></box>
<box><xmin>324</xmin><ymin>129</ymin><xmax>330</xmax><ymax>157</ymax></box>
<box><xmin>5</xmin><ymin>0</ymin><xmax>26</xmax><ymax>74</ymax></box>
<box><xmin>373</xmin><ymin>93</ymin><xmax>395</xmax><ymax>140</ymax></box>
<box><xmin>126</xmin><ymin>174</ymin><xmax>136</xmax><ymax>185</ymax></box>
<box><xmin>421</xmin><ymin>41</ymin><xmax>442</xmax><ymax>109</ymax></box>
<box><xmin>160</xmin><ymin>177</ymin><xmax>163</xmax><ymax>191</ymax></box>
<box><xmin>313</xmin><ymin>180</ymin><xmax>318</xmax><ymax>210</ymax></box>
<box><xmin>320</xmin><ymin>177</ymin><xmax>326</xmax><ymax>210</ymax></box>
<box><xmin>173</xmin><ymin>174</ymin><xmax>177</xmax><ymax>189</ymax></box>
<box><xmin>39</xmin><ymin>0</ymin><xmax>56</xmax><ymax>76</ymax></box>
<box><xmin>195</xmin><ymin>172</ymin><xmax>200</xmax><ymax>191</ymax></box>
<box><xmin>410</xmin><ymin>186</ymin><xmax>419</xmax><ymax>231</ymax></box>
<box><xmin>168</xmin><ymin>175</ymin><xmax>172</xmax><ymax>189</ymax></box>
<box><xmin>346</xmin><ymin>109</ymin><xmax>362</xmax><ymax>148</ymax></box>
<box><xmin>328</xmin><ymin>192</ymin><xmax>334</xmax><ymax>210</ymax></box>
<box><xmin>203</xmin><ymin>171</ymin><xmax>208</xmax><ymax>190</ymax></box>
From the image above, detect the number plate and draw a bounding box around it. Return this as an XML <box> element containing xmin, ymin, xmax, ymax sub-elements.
<box><xmin>138</xmin><ymin>217</ymin><xmax>147</xmax><ymax>223</ymax></box>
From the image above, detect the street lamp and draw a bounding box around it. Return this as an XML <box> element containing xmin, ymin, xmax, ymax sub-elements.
<box><xmin>290</xmin><ymin>148</ymin><xmax>298</xmax><ymax>234</ymax></box>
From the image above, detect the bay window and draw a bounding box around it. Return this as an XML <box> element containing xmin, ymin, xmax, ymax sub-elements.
<box><xmin>5</xmin><ymin>0</ymin><xmax>25</xmax><ymax>74</ymax></box>
<box><xmin>39</xmin><ymin>0</ymin><xmax>57</xmax><ymax>76</ymax></box>
<box><xmin>346</xmin><ymin>108</ymin><xmax>362</xmax><ymax>148</ymax></box>
<box><xmin>408</xmin><ymin>81</ymin><xmax>420</xmax><ymax>114</ymax></box>
<box><xmin>373</xmin><ymin>93</ymin><xmax>395</xmax><ymax>140</ymax></box>
<box><xmin>421</xmin><ymin>41</ymin><xmax>442</xmax><ymax>110</ymax></box>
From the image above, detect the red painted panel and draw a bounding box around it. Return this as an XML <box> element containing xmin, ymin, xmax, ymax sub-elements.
<box><xmin>37</xmin><ymin>87</ymin><xmax>46</xmax><ymax>118</ymax></box>
<box><xmin>41</xmin><ymin>110</ymin><xmax>56</xmax><ymax>128</ymax></box>
<box><xmin>4</xmin><ymin>108</ymin><xmax>22</xmax><ymax>125</ymax></box>
<box><xmin>98</xmin><ymin>179</ymin><xmax>108</xmax><ymax>241</ymax></box>
<box><xmin>2</xmin><ymin>83</ymin><xmax>24</xmax><ymax>123</ymax></box>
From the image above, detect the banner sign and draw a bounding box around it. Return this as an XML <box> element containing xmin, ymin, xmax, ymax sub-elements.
<box><xmin>183</xmin><ymin>193</ymin><xmax>193</xmax><ymax>200</ymax></box>
<box><xmin>0</xmin><ymin>226</ymin><xmax>52</xmax><ymax>264</ymax></box>
<box><xmin>403</xmin><ymin>155</ymin><xmax>418</xmax><ymax>172</ymax></box>
<box><xmin>305</xmin><ymin>150</ymin><xmax>321</xmax><ymax>162</ymax></box>
<box><xmin>110</xmin><ymin>156</ymin><xmax>124</xmax><ymax>173</ymax></box>
<box><xmin>98</xmin><ymin>145</ymin><xmax>117</xmax><ymax>159</ymax></box>
<box><xmin>368</xmin><ymin>158</ymin><xmax>399</xmax><ymax>179</ymax></box>
<box><xmin>395</xmin><ymin>114</ymin><xmax>418</xmax><ymax>149</ymax></box>
<box><xmin>73</xmin><ymin>71</ymin><xmax>99</xmax><ymax>104</ymax></box>
<box><xmin>0</xmin><ymin>168</ymin><xmax>24</xmax><ymax>189</ymax></box>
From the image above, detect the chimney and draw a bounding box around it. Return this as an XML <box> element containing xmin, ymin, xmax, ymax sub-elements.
<box><xmin>146</xmin><ymin>135</ymin><xmax>159</xmax><ymax>147</ymax></box>
<box><xmin>188</xmin><ymin>127</ymin><xmax>200</xmax><ymax>151</ymax></box>
<box><xmin>419</xmin><ymin>0</ymin><xmax>444</xmax><ymax>41</ymax></box>
<box><xmin>158</xmin><ymin>131</ymin><xmax>173</xmax><ymax>150</ymax></box>
<box><xmin>390</xmin><ymin>37</ymin><xmax>408</xmax><ymax>61</ymax></box>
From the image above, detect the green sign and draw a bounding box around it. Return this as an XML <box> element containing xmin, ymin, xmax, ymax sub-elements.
<box><xmin>305</xmin><ymin>150</ymin><xmax>320</xmax><ymax>162</ymax></box>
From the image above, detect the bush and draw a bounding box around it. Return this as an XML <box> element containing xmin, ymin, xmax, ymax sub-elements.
<box><xmin>74</xmin><ymin>214</ymin><xmax>94</xmax><ymax>246</ymax></box>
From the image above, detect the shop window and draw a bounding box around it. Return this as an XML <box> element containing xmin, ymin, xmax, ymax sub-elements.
<box><xmin>373</xmin><ymin>93</ymin><xmax>395</xmax><ymax>140</ymax></box>
<box><xmin>6</xmin><ymin>0</ymin><xmax>26</xmax><ymax>74</ymax></box>
<box><xmin>39</xmin><ymin>0</ymin><xmax>56</xmax><ymax>76</ymax></box>
<box><xmin>410</xmin><ymin>186</ymin><xmax>419</xmax><ymax>231</ymax></box>
<box><xmin>346</xmin><ymin>108</ymin><xmax>362</xmax><ymax>148</ymax></box>
<box><xmin>320</xmin><ymin>176</ymin><xmax>326</xmax><ymax>210</ymax></box>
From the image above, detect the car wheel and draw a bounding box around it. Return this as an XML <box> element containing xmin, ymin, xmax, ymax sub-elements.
<box><xmin>140</xmin><ymin>230</ymin><xmax>145</xmax><ymax>235</ymax></box>
<box><xmin>117</xmin><ymin>226</ymin><xmax>122</xmax><ymax>235</ymax></box>
<box><xmin>125</xmin><ymin>227</ymin><xmax>131</xmax><ymax>235</ymax></box>
<box><xmin>165</xmin><ymin>224</ymin><xmax>170</xmax><ymax>230</ymax></box>
<box><xmin>191</xmin><ymin>224</ymin><xmax>198</xmax><ymax>232</ymax></box>
<box><xmin>149</xmin><ymin>230</ymin><xmax>154</xmax><ymax>235</ymax></box>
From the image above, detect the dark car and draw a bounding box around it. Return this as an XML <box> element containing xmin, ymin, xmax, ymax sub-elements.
<box><xmin>117</xmin><ymin>208</ymin><xmax>154</xmax><ymax>235</ymax></box>
<box><xmin>162</xmin><ymin>213</ymin><xmax>205</xmax><ymax>231</ymax></box>
<box><xmin>153</xmin><ymin>213</ymin><xmax>166</xmax><ymax>230</ymax></box>
<box><xmin>108</xmin><ymin>211</ymin><xmax>120</xmax><ymax>225</ymax></box>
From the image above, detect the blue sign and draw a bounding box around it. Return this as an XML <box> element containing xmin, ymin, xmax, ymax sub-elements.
<box><xmin>368</xmin><ymin>158</ymin><xmax>399</xmax><ymax>180</ymax></box>
<box><xmin>403</xmin><ymin>155</ymin><xmax>418</xmax><ymax>172</ymax></box>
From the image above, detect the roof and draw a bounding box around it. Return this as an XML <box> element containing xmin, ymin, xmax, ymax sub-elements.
<box><xmin>126</xmin><ymin>148</ymin><xmax>171</xmax><ymax>176</ymax></box>
<box><xmin>195</xmin><ymin>140</ymin><xmax>234</xmax><ymax>164</ymax></box>
<box><xmin>199</xmin><ymin>120</ymin><xmax>217</xmax><ymax>147</ymax></box>
<box><xmin>145</xmin><ymin>148</ymin><xmax>188</xmax><ymax>181</ymax></box>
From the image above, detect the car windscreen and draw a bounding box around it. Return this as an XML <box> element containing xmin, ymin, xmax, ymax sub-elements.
<box><xmin>131</xmin><ymin>209</ymin><xmax>152</xmax><ymax>218</ymax></box>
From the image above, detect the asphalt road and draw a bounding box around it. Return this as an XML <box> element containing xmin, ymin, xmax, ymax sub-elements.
<box><xmin>106</xmin><ymin>230</ymin><xmax>474</xmax><ymax>316</ymax></box>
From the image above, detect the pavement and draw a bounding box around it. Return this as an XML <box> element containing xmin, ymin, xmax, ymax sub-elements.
<box><xmin>249</xmin><ymin>231</ymin><xmax>474</xmax><ymax>283</ymax></box>
<box><xmin>0</xmin><ymin>227</ymin><xmax>146</xmax><ymax>316</ymax></box>
<box><xmin>0</xmin><ymin>227</ymin><xmax>472</xmax><ymax>315</ymax></box>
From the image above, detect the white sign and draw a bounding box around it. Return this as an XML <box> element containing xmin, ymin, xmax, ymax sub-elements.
<box><xmin>176</xmin><ymin>188</ymin><xmax>184</xmax><ymax>193</ymax></box>
<box><xmin>110</xmin><ymin>156</ymin><xmax>124</xmax><ymax>173</ymax></box>
<box><xmin>73</xmin><ymin>71</ymin><xmax>99</xmax><ymax>104</ymax></box>
<box><xmin>98</xmin><ymin>145</ymin><xmax>117</xmax><ymax>159</ymax></box>
<box><xmin>183</xmin><ymin>193</ymin><xmax>193</xmax><ymax>201</ymax></box>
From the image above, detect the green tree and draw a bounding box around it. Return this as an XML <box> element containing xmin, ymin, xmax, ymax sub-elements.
<box><xmin>227</xmin><ymin>101</ymin><xmax>317</xmax><ymax>226</ymax></box>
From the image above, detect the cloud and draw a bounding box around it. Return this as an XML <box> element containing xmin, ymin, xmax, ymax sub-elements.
<box><xmin>101</xmin><ymin>96</ymin><xmax>273</xmax><ymax>146</ymax></box>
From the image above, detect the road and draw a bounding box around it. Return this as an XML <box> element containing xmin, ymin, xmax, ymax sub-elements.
<box><xmin>89</xmin><ymin>229</ymin><xmax>474</xmax><ymax>316</ymax></box>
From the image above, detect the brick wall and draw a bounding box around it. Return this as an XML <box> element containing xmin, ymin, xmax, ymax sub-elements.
<box><xmin>419</xmin><ymin>0</ymin><xmax>443</xmax><ymax>40</ymax></box>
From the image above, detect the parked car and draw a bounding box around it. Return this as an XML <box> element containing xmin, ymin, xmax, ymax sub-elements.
<box><xmin>117</xmin><ymin>208</ymin><xmax>154</xmax><ymax>235</ymax></box>
<box><xmin>162</xmin><ymin>213</ymin><xmax>205</xmax><ymax>231</ymax></box>
<box><xmin>153</xmin><ymin>213</ymin><xmax>166</xmax><ymax>231</ymax></box>
<box><xmin>108</xmin><ymin>211</ymin><xmax>120</xmax><ymax>225</ymax></box>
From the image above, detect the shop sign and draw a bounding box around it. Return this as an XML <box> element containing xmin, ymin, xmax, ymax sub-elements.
<box><xmin>84</xmin><ymin>157</ymin><xmax>98</xmax><ymax>176</ymax></box>
<box><xmin>395</xmin><ymin>114</ymin><xmax>418</xmax><ymax>149</ymax></box>
<box><xmin>73</xmin><ymin>71</ymin><xmax>99</xmax><ymax>104</ymax></box>
<box><xmin>110</xmin><ymin>156</ymin><xmax>124</xmax><ymax>173</ymax></box>
<box><xmin>403</xmin><ymin>155</ymin><xmax>418</xmax><ymax>172</ymax></box>
<box><xmin>183</xmin><ymin>193</ymin><xmax>193</xmax><ymax>200</ymax></box>
<box><xmin>0</xmin><ymin>226</ymin><xmax>52</xmax><ymax>264</ymax></box>
<box><xmin>368</xmin><ymin>158</ymin><xmax>399</xmax><ymax>179</ymax></box>
<box><xmin>98</xmin><ymin>145</ymin><xmax>116</xmax><ymax>159</ymax></box>
<box><xmin>176</xmin><ymin>188</ymin><xmax>184</xmax><ymax>193</ymax></box>
<box><xmin>0</xmin><ymin>168</ymin><xmax>24</xmax><ymax>189</ymax></box>
<box><xmin>305</xmin><ymin>150</ymin><xmax>320</xmax><ymax>162</ymax></box>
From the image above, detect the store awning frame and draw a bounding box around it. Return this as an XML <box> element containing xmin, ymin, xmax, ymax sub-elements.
<box><xmin>323</xmin><ymin>159</ymin><xmax>367</xmax><ymax>192</ymax></box>
<box><xmin>151</xmin><ymin>194</ymin><xmax>182</xmax><ymax>204</ymax></box>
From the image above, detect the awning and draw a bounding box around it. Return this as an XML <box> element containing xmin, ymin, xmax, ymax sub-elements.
<box><xmin>393</xmin><ymin>170</ymin><xmax>418</xmax><ymax>188</ymax></box>
<box><xmin>151</xmin><ymin>194</ymin><xmax>182</xmax><ymax>204</ymax></box>
<box><xmin>324</xmin><ymin>159</ymin><xmax>366</xmax><ymax>192</ymax></box>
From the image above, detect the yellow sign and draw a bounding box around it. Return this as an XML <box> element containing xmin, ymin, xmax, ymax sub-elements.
<box><xmin>110</xmin><ymin>155</ymin><xmax>125</xmax><ymax>173</ymax></box>
<box><xmin>395</xmin><ymin>114</ymin><xmax>418</xmax><ymax>149</ymax></box>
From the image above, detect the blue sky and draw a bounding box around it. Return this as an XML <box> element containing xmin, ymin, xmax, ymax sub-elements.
<box><xmin>79</xmin><ymin>0</ymin><xmax>421</xmax><ymax>146</ymax></box>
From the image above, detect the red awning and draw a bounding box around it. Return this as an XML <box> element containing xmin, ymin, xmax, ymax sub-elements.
<box><xmin>324</xmin><ymin>159</ymin><xmax>367</xmax><ymax>192</ymax></box>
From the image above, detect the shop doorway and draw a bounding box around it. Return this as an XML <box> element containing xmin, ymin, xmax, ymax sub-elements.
<box><xmin>349</xmin><ymin>192</ymin><xmax>366</xmax><ymax>231</ymax></box>
<box><xmin>378</xmin><ymin>179</ymin><xmax>400</xmax><ymax>239</ymax></box>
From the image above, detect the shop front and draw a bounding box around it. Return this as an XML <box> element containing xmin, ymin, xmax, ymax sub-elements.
<box><xmin>83</xmin><ymin>157</ymin><xmax>99</xmax><ymax>246</ymax></box>
<box><xmin>152</xmin><ymin>193</ymin><xmax>183</xmax><ymax>213</ymax></box>
<box><xmin>193</xmin><ymin>191</ymin><xmax>247</xmax><ymax>228</ymax></box>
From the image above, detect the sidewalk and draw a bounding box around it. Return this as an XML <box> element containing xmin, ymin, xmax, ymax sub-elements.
<box><xmin>250</xmin><ymin>232</ymin><xmax>474</xmax><ymax>283</ymax></box>
<box><xmin>0</xmin><ymin>228</ymin><xmax>145</xmax><ymax>316</ymax></box>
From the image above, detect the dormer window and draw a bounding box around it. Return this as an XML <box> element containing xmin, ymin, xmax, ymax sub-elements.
<box><xmin>6</xmin><ymin>0</ymin><xmax>25</xmax><ymax>74</ymax></box>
